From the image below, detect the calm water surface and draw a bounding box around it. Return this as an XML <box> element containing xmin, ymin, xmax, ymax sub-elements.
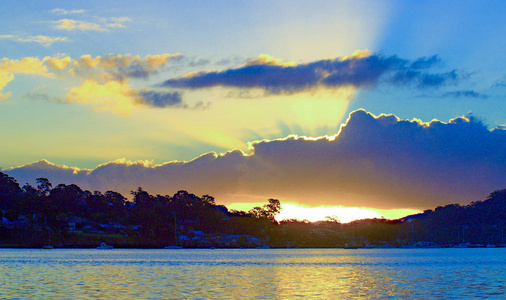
<box><xmin>1</xmin><ymin>248</ymin><xmax>505</xmax><ymax>299</ymax></box>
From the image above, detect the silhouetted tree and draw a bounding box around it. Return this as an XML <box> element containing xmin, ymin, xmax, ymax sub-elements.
<box><xmin>0</xmin><ymin>172</ymin><xmax>22</xmax><ymax>213</ymax></box>
<box><xmin>248</xmin><ymin>198</ymin><xmax>282</xmax><ymax>222</ymax></box>
<box><xmin>36</xmin><ymin>177</ymin><xmax>52</xmax><ymax>197</ymax></box>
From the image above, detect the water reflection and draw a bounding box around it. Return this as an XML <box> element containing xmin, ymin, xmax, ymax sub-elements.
<box><xmin>0</xmin><ymin>248</ymin><xmax>505</xmax><ymax>299</ymax></box>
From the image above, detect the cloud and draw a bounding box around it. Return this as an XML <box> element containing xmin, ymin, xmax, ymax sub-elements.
<box><xmin>187</xmin><ymin>58</ymin><xmax>211</xmax><ymax>67</ymax></box>
<box><xmin>0</xmin><ymin>34</ymin><xmax>68</xmax><ymax>46</ymax></box>
<box><xmin>215</xmin><ymin>56</ymin><xmax>245</xmax><ymax>66</ymax></box>
<box><xmin>243</xmin><ymin>54</ymin><xmax>295</xmax><ymax>67</ymax></box>
<box><xmin>46</xmin><ymin>55</ymin><xmax>72</xmax><ymax>71</ymax></box>
<box><xmin>0</xmin><ymin>53</ymin><xmax>179</xmax><ymax>80</ymax></box>
<box><xmin>20</xmin><ymin>86</ymin><xmax>51</xmax><ymax>102</ymax></box>
<box><xmin>7</xmin><ymin>109</ymin><xmax>505</xmax><ymax>210</ymax></box>
<box><xmin>0</xmin><ymin>55</ymin><xmax>79</xmax><ymax>99</ymax></box>
<box><xmin>491</xmin><ymin>77</ymin><xmax>506</xmax><ymax>89</ymax></box>
<box><xmin>0</xmin><ymin>57</ymin><xmax>52</xmax><ymax>76</ymax></box>
<box><xmin>53</xmin><ymin>15</ymin><xmax>131</xmax><ymax>32</ymax></box>
<box><xmin>0</xmin><ymin>71</ymin><xmax>13</xmax><ymax>100</ymax></box>
<box><xmin>61</xmin><ymin>54</ymin><xmax>185</xmax><ymax>114</ymax></box>
<box><xmin>65</xmin><ymin>79</ymin><xmax>139</xmax><ymax>115</ymax></box>
<box><xmin>109</xmin><ymin>17</ymin><xmax>131</xmax><ymax>23</ymax></box>
<box><xmin>137</xmin><ymin>90</ymin><xmax>183</xmax><ymax>108</ymax></box>
<box><xmin>65</xmin><ymin>81</ymin><xmax>187</xmax><ymax>115</ymax></box>
<box><xmin>0</xmin><ymin>56</ymin><xmax>60</xmax><ymax>99</ymax></box>
<box><xmin>51</xmin><ymin>8</ymin><xmax>86</xmax><ymax>15</ymax></box>
<box><xmin>161</xmin><ymin>52</ymin><xmax>459</xmax><ymax>94</ymax></box>
<box><xmin>409</xmin><ymin>55</ymin><xmax>441</xmax><ymax>70</ymax></box>
<box><xmin>50</xmin><ymin>8</ymin><xmax>131</xmax><ymax>32</ymax></box>
<box><xmin>17</xmin><ymin>35</ymin><xmax>68</xmax><ymax>46</ymax></box>
<box><xmin>53</xmin><ymin>19</ymin><xmax>106</xmax><ymax>32</ymax></box>
<box><xmin>0</xmin><ymin>56</ymin><xmax>60</xmax><ymax>100</ymax></box>
<box><xmin>0</xmin><ymin>53</ymin><xmax>183</xmax><ymax>113</ymax></box>
<box><xmin>70</xmin><ymin>53</ymin><xmax>182</xmax><ymax>80</ymax></box>
<box><xmin>441</xmin><ymin>90</ymin><xmax>488</xmax><ymax>99</ymax></box>
<box><xmin>5</xmin><ymin>160</ymin><xmax>89</xmax><ymax>189</ymax></box>
<box><xmin>106</xmin><ymin>17</ymin><xmax>132</xmax><ymax>29</ymax></box>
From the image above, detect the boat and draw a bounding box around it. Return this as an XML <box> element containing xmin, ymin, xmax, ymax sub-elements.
<box><xmin>165</xmin><ymin>213</ymin><xmax>183</xmax><ymax>249</ymax></box>
<box><xmin>42</xmin><ymin>245</ymin><xmax>53</xmax><ymax>249</ymax></box>
<box><xmin>97</xmin><ymin>242</ymin><xmax>113</xmax><ymax>249</ymax></box>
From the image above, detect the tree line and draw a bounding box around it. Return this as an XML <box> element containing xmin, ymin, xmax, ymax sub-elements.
<box><xmin>0</xmin><ymin>171</ymin><xmax>280</xmax><ymax>247</ymax></box>
<box><xmin>1</xmin><ymin>171</ymin><xmax>505</xmax><ymax>248</ymax></box>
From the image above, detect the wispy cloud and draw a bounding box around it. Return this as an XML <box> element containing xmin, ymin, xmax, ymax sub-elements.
<box><xmin>441</xmin><ymin>90</ymin><xmax>488</xmax><ymax>99</ymax></box>
<box><xmin>491</xmin><ymin>77</ymin><xmax>506</xmax><ymax>89</ymax></box>
<box><xmin>51</xmin><ymin>10</ymin><xmax>132</xmax><ymax>32</ymax></box>
<box><xmin>161</xmin><ymin>51</ymin><xmax>459</xmax><ymax>94</ymax></box>
<box><xmin>7</xmin><ymin>110</ymin><xmax>505</xmax><ymax>210</ymax></box>
<box><xmin>0</xmin><ymin>71</ymin><xmax>13</xmax><ymax>100</ymax></box>
<box><xmin>20</xmin><ymin>86</ymin><xmax>52</xmax><ymax>102</ymax></box>
<box><xmin>70</xmin><ymin>53</ymin><xmax>182</xmax><ymax>80</ymax></box>
<box><xmin>50</xmin><ymin>8</ymin><xmax>86</xmax><ymax>15</ymax></box>
<box><xmin>0</xmin><ymin>34</ymin><xmax>68</xmax><ymax>46</ymax></box>
<box><xmin>53</xmin><ymin>19</ymin><xmax>107</xmax><ymax>32</ymax></box>
<box><xmin>104</xmin><ymin>16</ymin><xmax>132</xmax><ymax>29</ymax></box>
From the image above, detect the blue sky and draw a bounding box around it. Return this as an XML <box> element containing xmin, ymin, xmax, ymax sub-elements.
<box><xmin>1</xmin><ymin>0</ymin><xmax>505</xmax><ymax>220</ymax></box>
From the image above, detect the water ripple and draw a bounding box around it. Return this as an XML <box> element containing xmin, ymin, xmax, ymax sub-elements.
<box><xmin>0</xmin><ymin>248</ymin><xmax>505</xmax><ymax>299</ymax></box>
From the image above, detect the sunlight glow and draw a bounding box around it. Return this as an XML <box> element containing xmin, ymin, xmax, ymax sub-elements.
<box><xmin>276</xmin><ymin>204</ymin><xmax>384</xmax><ymax>223</ymax></box>
<box><xmin>147</xmin><ymin>86</ymin><xmax>353</xmax><ymax>155</ymax></box>
<box><xmin>227</xmin><ymin>202</ymin><xmax>420</xmax><ymax>223</ymax></box>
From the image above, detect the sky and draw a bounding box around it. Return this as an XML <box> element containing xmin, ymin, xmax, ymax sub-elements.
<box><xmin>1</xmin><ymin>0</ymin><xmax>505</xmax><ymax>222</ymax></box>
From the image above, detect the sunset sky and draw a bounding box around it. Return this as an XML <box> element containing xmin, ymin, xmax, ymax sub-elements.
<box><xmin>2</xmin><ymin>1</ymin><xmax>505</xmax><ymax>222</ymax></box>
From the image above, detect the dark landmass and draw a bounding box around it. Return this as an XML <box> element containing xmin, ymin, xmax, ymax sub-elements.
<box><xmin>1</xmin><ymin>171</ymin><xmax>505</xmax><ymax>248</ymax></box>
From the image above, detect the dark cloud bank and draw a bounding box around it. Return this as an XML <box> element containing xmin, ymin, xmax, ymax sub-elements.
<box><xmin>7</xmin><ymin>109</ymin><xmax>505</xmax><ymax>210</ymax></box>
<box><xmin>161</xmin><ymin>54</ymin><xmax>458</xmax><ymax>93</ymax></box>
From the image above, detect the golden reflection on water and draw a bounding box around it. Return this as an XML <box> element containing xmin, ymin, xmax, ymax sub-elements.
<box><xmin>1</xmin><ymin>248</ymin><xmax>505</xmax><ymax>299</ymax></box>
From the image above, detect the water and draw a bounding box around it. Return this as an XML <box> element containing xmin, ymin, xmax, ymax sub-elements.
<box><xmin>1</xmin><ymin>248</ymin><xmax>505</xmax><ymax>299</ymax></box>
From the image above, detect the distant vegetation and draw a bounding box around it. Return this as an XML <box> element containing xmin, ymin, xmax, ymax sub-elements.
<box><xmin>1</xmin><ymin>171</ymin><xmax>505</xmax><ymax>248</ymax></box>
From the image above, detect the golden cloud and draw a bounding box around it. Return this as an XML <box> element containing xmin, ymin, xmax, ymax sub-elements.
<box><xmin>20</xmin><ymin>35</ymin><xmax>68</xmax><ymax>46</ymax></box>
<box><xmin>53</xmin><ymin>19</ymin><xmax>106</xmax><ymax>32</ymax></box>
<box><xmin>0</xmin><ymin>57</ymin><xmax>52</xmax><ymax>76</ymax></box>
<box><xmin>69</xmin><ymin>53</ymin><xmax>180</xmax><ymax>83</ymax></box>
<box><xmin>0</xmin><ymin>57</ymin><xmax>59</xmax><ymax>100</ymax></box>
<box><xmin>73</xmin><ymin>54</ymin><xmax>177</xmax><ymax>71</ymax></box>
<box><xmin>341</xmin><ymin>49</ymin><xmax>371</xmax><ymax>61</ymax></box>
<box><xmin>243</xmin><ymin>54</ymin><xmax>295</xmax><ymax>67</ymax></box>
<box><xmin>66</xmin><ymin>79</ymin><xmax>140</xmax><ymax>115</ymax></box>
<box><xmin>52</xmin><ymin>15</ymin><xmax>131</xmax><ymax>32</ymax></box>
<box><xmin>74</xmin><ymin>54</ymin><xmax>101</xmax><ymax>69</ymax></box>
<box><xmin>0</xmin><ymin>34</ymin><xmax>68</xmax><ymax>46</ymax></box>
<box><xmin>1</xmin><ymin>53</ymin><xmax>180</xmax><ymax>112</ymax></box>
<box><xmin>1</xmin><ymin>53</ymin><xmax>180</xmax><ymax>82</ymax></box>
<box><xmin>51</xmin><ymin>8</ymin><xmax>86</xmax><ymax>15</ymax></box>
<box><xmin>0</xmin><ymin>71</ymin><xmax>14</xmax><ymax>100</ymax></box>
<box><xmin>144</xmin><ymin>54</ymin><xmax>180</xmax><ymax>68</ymax></box>
<box><xmin>107</xmin><ymin>23</ymin><xmax>126</xmax><ymax>29</ymax></box>
<box><xmin>47</xmin><ymin>55</ymin><xmax>72</xmax><ymax>71</ymax></box>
